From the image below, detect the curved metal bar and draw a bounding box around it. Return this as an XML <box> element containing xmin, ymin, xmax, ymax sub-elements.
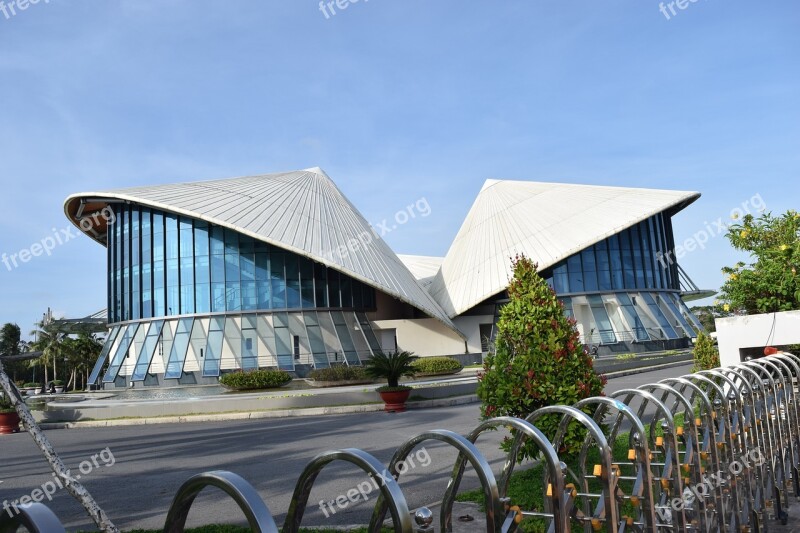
<box><xmin>284</xmin><ymin>448</ymin><xmax>412</xmax><ymax>533</ymax></box>
<box><xmin>527</xmin><ymin>404</ymin><xmax>619</xmax><ymax>532</ymax></box>
<box><xmin>576</xmin><ymin>396</ymin><xmax>657</xmax><ymax>533</ymax></box>
<box><xmin>0</xmin><ymin>502</ymin><xmax>66</xmax><ymax>533</ymax></box>
<box><xmin>367</xmin><ymin>429</ymin><xmax>501</xmax><ymax>533</ymax></box>
<box><xmin>610</xmin><ymin>388</ymin><xmax>686</xmax><ymax>531</ymax></box>
<box><xmin>461</xmin><ymin>417</ymin><xmax>568</xmax><ymax>533</ymax></box>
<box><xmin>163</xmin><ymin>470</ymin><xmax>279</xmax><ymax>533</ymax></box>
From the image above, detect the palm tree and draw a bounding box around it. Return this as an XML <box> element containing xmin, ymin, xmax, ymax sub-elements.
<box><xmin>364</xmin><ymin>350</ymin><xmax>417</xmax><ymax>389</ymax></box>
<box><xmin>64</xmin><ymin>330</ymin><xmax>103</xmax><ymax>391</ymax></box>
<box><xmin>30</xmin><ymin>320</ymin><xmax>67</xmax><ymax>386</ymax></box>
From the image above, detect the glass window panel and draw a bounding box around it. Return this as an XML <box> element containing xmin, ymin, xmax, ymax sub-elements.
<box><xmin>273</xmin><ymin>312</ymin><xmax>294</xmax><ymax>370</ymax></box>
<box><xmin>343</xmin><ymin>312</ymin><xmax>372</xmax><ymax>363</ymax></box>
<box><xmin>271</xmin><ymin>252</ymin><xmax>286</xmax><ymax>308</ymax></box>
<box><xmin>615</xmin><ymin>293</ymin><xmax>649</xmax><ymax>341</ymax></box>
<box><xmin>257</xmin><ymin>315</ymin><xmax>277</xmax><ymax>368</ymax></box>
<box><xmin>211</xmin><ymin>283</ymin><xmax>226</xmax><ymax>313</ymax></box>
<box><xmin>103</xmin><ymin>323</ymin><xmax>140</xmax><ymax>383</ymax></box>
<box><xmin>581</xmin><ymin>249</ymin><xmax>598</xmax><ymax>292</ymax></box>
<box><xmin>257</xmin><ymin>281</ymin><xmax>271</xmax><ymax>310</ymax></box>
<box><xmin>314</xmin><ymin>263</ymin><xmax>328</xmax><ymax>307</ymax></box>
<box><xmin>587</xmin><ymin>295</ymin><xmax>616</xmax><ymax>344</ymax></box>
<box><xmin>226</xmin><ymin>281</ymin><xmax>241</xmax><ymax>311</ymax></box>
<box><xmin>225</xmin><ymin>250</ymin><xmax>240</xmax><ymax>282</ymax></box>
<box><xmin>194</xmin><ymin>224</ymin><xmax>209</xmax><ymax>257</ymax></box>
<box><xmin>188</xmin><ymin>320</ymin><xmax>208</xmax><ymax>373</ymax></box>
<box><xmin>88</xmin><ymin>326</ymin><xmax>120</xmax><ymax>386</ymax></box>
<box><xmin>661</xmin><ymin>292</ymin><xmax>695</xmax><ymax>336</ymax></box>
<box><xmin>195</xmin><ymin>283</ymin><xmax>210</xmax><ymax>314</ymax></box>
<box><xmin>357</xmin><ymin>313</ymin><xmax>381</xmax><ymax>353</ymax></box>
<box><xmin>567</xmin><ymin>255</ymin><xmax>583</xmax><ymax>293</ymax></box>
<box><xmin>331</xmin><ymin>311</ymin><xmax>360</xmax><ymax>365</ymax></box>
<box><xmin>255</xmin><ymin>252</ymin><xmax>269</xmax><ymax>280</ymax></box>
<box><xmin>239</xmin><ymin>234</ymin><xmax>254</xmax><ymax>254</ymax></box>
<box><xmin>304</xmin><ymin>312</ymin><xmax>330</xmax><ymax>369</ymax></box>
<box><xmin>202</xmin><ymin>317</ymin><xmax>225</xmax><ymax>377</ymax></box>
<box><xmin>340</xmin><ymin>276</ymin><xmax>353</xmax><ymax>308</ymax></box>
<box><xmin>241</xmin><ymin>281</ymin><xmax>257</xmax><ymax>311</ymax></box>
<box><xmin>132</xmin><ymin>320</ymin><xmax>165</xmax><ymax>381</ymax></box>
<box><xmin>240</xmin><ymin>252</ymin><xmax>255</xmax><ymax>281</ymax></box>
<box><xmin>300</xmin><ymin>257</ymin><xmax>315</xmax><ymax>308</ymax></box>
<box><xmin>640</xmin><ymin>292</ymin><xmax>678</xmax><ymax>339</ymax></box>
<box><xmin>210</xmin><ymin>226</ymin><xmax>225</xmax><ymax>256</ymax></box>
<box><xmin>328</xmin><ymin>270</ymin><xmax>340</xmax><ymax>307</ymax></box>
<box><xmin>285</xmin><ymin>255</ymin><xmax>301</xmax><ymax>308</ymax></box>
<box><xmin>195</xmin><ymin>254</ymin><xmax>210</xmax><ymax>285</ymax></box>
<box><xmin>224</xmin><ymin>317</ymin><xmax>243</xmax><ymax>370</ymax></box>
<box><xmin>165</xmin><ymin>214</ymin><xmax>179</xmax><ymax>259</ymax></box>
<box><xmin>211</xmin><ymin>255</ymin><xmax>225</xmax><ymax>283</ymax></box>
<box><xmin>224</xmin><ymin>228</ymin><xmax>239</xmax><ymax>255</ymax></box>
<box><xmin>241</xmin><ymin>315</ymin><xmax>258</xmax><ymax>370</ymax></box>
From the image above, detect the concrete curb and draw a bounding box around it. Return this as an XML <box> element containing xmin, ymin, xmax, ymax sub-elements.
<box><xmin>38</xmin><ymin>394</ymin><xmax>481</xmax><ymax>430</ymax></box>
<box><xmin>35</xmin><ymin>361</ymin><xmax>693</xmax><ymax>430</ymax></box>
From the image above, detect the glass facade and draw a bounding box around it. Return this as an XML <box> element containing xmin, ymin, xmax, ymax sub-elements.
<box><xmin>545</xmin><ymin>213</ymin><xmax>678</xmax><ymax>295</ymax></box>
<box><xmin>107</xmin><ymin>204</ymin><xmax>376</xmax><ymax>324</ymax></box>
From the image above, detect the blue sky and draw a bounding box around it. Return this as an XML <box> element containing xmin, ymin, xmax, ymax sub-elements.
<box><xmin>0</xmin><ymin>1</ymin><xmax>798</xmax><ymax>338</ymax></box>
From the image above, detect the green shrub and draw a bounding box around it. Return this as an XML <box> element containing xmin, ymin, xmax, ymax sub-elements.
<box><xmin>51</xmin><ymin>380</ymin><xmax>64</xmax><ymax>386</ymax></box>
<box><xmin>615</xmin><ymin>353</ymin><xmax>636</xmax><ymax>361</ymax></box>
<box><xmin>692</xmin><ymin>332</ymin><xmax>720</xmax><ymax>372</ymax></box>
<box><xmin>0</xmin><ymin>393</ymin><xmax>14</xmax><ymax>413</ymax></box>
<box><xmin>411</xmin><ymin>357</ymin><xmax>463</xmax><ymax>375</ymax></box>
<box><xmin>477</xmin><ymin>255</ymin><xmax>606</xmax><ymax>460</ymax></box>
<box><xmin>23</xmin><ymin>382</ymin><xmax>38</xmax><ymax>388</ymax></box>
<box><xmin>308</xmin><ymin>365</ymin><xmax>369</xmax><ymax>382</ymax></box>
<box><xmin>219</xmin><ymin>369</ymin><xmax>292</xmax><ymax>390</ymax></box>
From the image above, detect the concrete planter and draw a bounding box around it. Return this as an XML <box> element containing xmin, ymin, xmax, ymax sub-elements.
<box><xmin>0</xmin><ymin>411</ymin><xmax>20</xmax><ymax>434</ymax></box>
<box><xmin>305</xmin><ymin>379</ymin><xmax>374</xmax><ymax>388</ymax></box>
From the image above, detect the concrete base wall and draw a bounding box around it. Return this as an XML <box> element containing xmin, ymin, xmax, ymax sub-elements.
<box><xmin>716</xmin><ymin>310</ymin><xmax>800</xmax><ymax>366</ymax></box>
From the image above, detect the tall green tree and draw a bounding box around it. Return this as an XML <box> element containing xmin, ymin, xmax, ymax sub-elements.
<box><xmin>477</xmin><ymin>255</ymin><xmax>606</xmax><ymax>459</ymax></box>
<box><xmin>719</xmin><ymin>210</ymin><xmax>800</xmax><ymax>314</ymax></box>
<box><xmin>0</xmin><ymin>323</ymin><xmax>27</xmax><ymax>382</ymax></box>
<box><xmin>31</xmin><ymin>320</ymin><xmax>67</xmax><ymax>384</ymax></box>
<box><xmin>63</xmin><ymin>330</ymin><xmax>103</xmax><ymax>391</ymax></box>
<box><xmin>689</xmin><ymin>305</ymin><xmax>732</xmax><ymax>333</ymax></box>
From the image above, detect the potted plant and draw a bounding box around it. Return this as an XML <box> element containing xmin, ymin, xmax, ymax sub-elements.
<box><xmin>52</xmin><ymin>380</ymin><xmax>65</xmax><ymax>393</ymax></box>
<box><xmin>0</xmin><ymin>392</ymin><xmax>20</xmax><ymax>435</ymax></box>
<box><xmin>364</xmin><ymin>351</ymin><xmax>417</xmax><ymax>412</ymax></box>
<box><xmin>22</xmin><ymin>382</ymin><xmax>38</xmax><ymax>395</ymax></box>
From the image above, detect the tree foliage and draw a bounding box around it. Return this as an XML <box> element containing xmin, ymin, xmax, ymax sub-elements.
<box><xmin>719</xmin><ymin>210</ymin><xmax>800</xmax><ymax>314</ymax></box>
<box><xmin>692</xmin><ymin>331</ymin><xmax>720</xmax><ymax>372</ymax></box>
<box><xmin>477</xmin><ymin>255</ymin><xmax>606</xmax><ymax>459</ymax></box>
<box><xmin>689</xmin><ymin>306</ymin><xmax>731</xmax><ymax>333</ymax></box>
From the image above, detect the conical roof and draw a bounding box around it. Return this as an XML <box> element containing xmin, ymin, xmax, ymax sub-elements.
<box><xmin>428</xmin><ymin>179</ymin><xmax>700</xmax><ymax>317</ymax></box>
<box><xmin>64</xmin><ymin>168</ymin><xmax>459</xmax><ymax>333</ymax></box>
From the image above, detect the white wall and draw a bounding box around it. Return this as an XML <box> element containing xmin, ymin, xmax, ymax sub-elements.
<box><xmin>372</xmin><ymin>318</ymin><xmax>466</xmax><ymax>357</ymax></box>
<box><xmin>452</xmin><ymin>315</ymin><xmax>494</xmax><ymax>353</ymax></box>
<box><xmin>716</xmin><ymin>310</ymin><xmax>800</xmax><ymax>366</ymax></box>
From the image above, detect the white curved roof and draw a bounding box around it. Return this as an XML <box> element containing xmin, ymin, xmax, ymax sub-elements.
<box><xmin>428</xmin><ymin>179</ymin><xmax>700</xmax><ymax>318</ymax></box>
<box><xmin>64</xmin><ymin>168</ymin><xmax>459</xmax><ymax>334</ymax></box>
<box><xmin>397</xmin><ymin>255</ymin><xmax>444</xmax><ymax>289</ymax></box>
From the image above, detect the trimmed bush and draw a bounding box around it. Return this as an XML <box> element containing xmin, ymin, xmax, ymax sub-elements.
<box><xmin>478</xmin><ymin>255</ymin><xmax>606</xmax><ymax>460</ymax></box>
<box><xmin>308</xmin><ymin>365</ymin><xmax>369</xmax><ymax>382</ymax></box>
<box><xmin>692</xmin><ymin>332</ymin><xmax>720</xmax><ymax>372</ymax></box>
<box><xmin>23</xmin><ymin>382</ymin><xmax>38</xmax><ymax>388</ymax></box>
<box><xmin>411</xmin><ymin>357</ymin><xmax>463</xmax><ymax>375</ymax></box>
<box><xmin>219</xmin><ymin>369</ymin><xmax>292</xmax><ymax>391</ymax></box>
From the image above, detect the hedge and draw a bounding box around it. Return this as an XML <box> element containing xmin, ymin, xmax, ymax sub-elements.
<box><xmin>219</xmin><ymin>369</ymin><xmax>292</xmax><ymax>390</ymax></box>
<box><xmin>308</xmin><ymin>365</ymin><xmax>369</xmax><ymax>382</ymax></box>
<box><xmin>411</xmin><ymin>356</ymin><xmax>463</xmax><ymax>375</ymax></box>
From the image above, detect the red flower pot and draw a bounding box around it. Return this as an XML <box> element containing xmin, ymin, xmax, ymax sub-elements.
<box><xmin>378</xmin><ymin>388</ymin><xmax>411</xmax><ymax>413</ymax></box>
<box><xmin>0</xmin><ymin>412</ymin><xmax>20</xmax><ymax>435</ymax></box>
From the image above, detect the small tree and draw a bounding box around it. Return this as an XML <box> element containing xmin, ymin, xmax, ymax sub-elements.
<box><xmin>477</xmin><ymin>255</ymin><xmax>606</xmax><ymax>459</ymax></box>
<box><xmin>692</xmin><ymin>332</ymin><xmax>720</xmax><ymax>372</ymax></box>
<box><xmin>719</xmin><ymin>210</ymin><xmax>800</xmax><ymax>314</ymax></box>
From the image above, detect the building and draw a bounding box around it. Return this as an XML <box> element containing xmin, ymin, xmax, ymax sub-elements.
<box><xmin>64</xmin><ymin>168</ymin><xmax>710</xmax><ymax>388</ymax></box>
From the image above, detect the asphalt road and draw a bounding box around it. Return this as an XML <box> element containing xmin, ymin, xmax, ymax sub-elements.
<box><xmin>0</xmin><ymin>363</ymin><xmax>692</xmax><ymax>531</ymax></box>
